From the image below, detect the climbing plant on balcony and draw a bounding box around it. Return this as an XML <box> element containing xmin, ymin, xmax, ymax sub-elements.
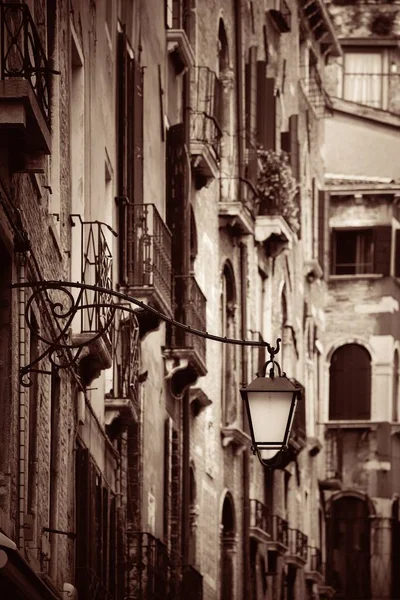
<box><xmin>256</xmin><ymin>149</ymin><xmax>299</xmax><ymax>233</ymax></box>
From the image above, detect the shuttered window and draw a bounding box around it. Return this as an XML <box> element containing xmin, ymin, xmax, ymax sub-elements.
<box><xmin>117</xmin><ymin>30</ymin><xmax>144</xmax><ymax>285</ymax></box>
<box><xmin>256</xmin><ymin>60</ymin><xmax>268</xmax><ymax>148</ymax></box>
<box><xmin>329</xmin><ymin>344</ymin><xmax>371</xmax><ymax>420</ymax></box>
<box><xmin>395</xmin><ymin>229</ymin><xmax>400</xmax><ymax>278</ymax></box>
<box><xmin>332</xmin><ymin>226</ymin><xmax>392</xmax><ymax>276</ymax></box>
<box><xmin>245</xmin><ymin>46</ymin><xmax>257</xmax><ymax>148</ymax></box>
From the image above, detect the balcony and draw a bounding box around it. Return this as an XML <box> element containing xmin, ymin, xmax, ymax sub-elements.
<box><xmin>127</xmin><ymin>531</ymin><xmax>172</xmax><ymax>600</ymax></box>
<box><xmin>182</xmin><ymin>565</ymin><xmax>203</xmax><ymax>600</ymax></box>
<box><xmin>105</xmin><ymin>311</ymin><xmax>140</xmax><ymax>427</ymax></box>
<box><xmin>166</xmin><ymin>0</ymin><xmax>194</xmax><ymax>73</ymax></box>
<box><xmin>269</xmin><ymin>0</ymin><xmax>291</xmax><ymax>33</ymax></box>
<box><xmin>250</xmin><ymin>499</ymin><xmax>270</xmax><ymax>544</ymax></box>
<box><xmin>165</xmin><ymin>275</ymin><xmax>207</xmax><ymax>382</ymax></box>
<box><xmin>190</xmin><ymin>67</ymin><xmax>222</xmax><ymax>186</ymax></box>
<box><xmin>118</xmin><ymin>202</ymin><xmax>173</xmax><ymax>320</ymax></box>
<box><xmin>267</xmin><ymin>515</ymin><xmax>289</xmax><ymax>555</ymax></box>
<box><xmin>0</xmin><ymin>2</ymin><xmax>52</xmax><ymax>167</ymax></box>
<box><xmin>305</xmin><ymin>546</ymin><xmax>324</xmax><ymax>584</ymax></box>
<box><xmin>286</xmin><ymin>528</ymin><xmax>308</xmax><ymax>568</ymax></box>
<box><xmin>219</xmin><ymin>178</ymin><xmax>259</xmax><ymax>235</ymax></box>
<box><xmin>70</xmin><ymin>217</ymin><xmax>114</xmax><ymax>383</ymax></box>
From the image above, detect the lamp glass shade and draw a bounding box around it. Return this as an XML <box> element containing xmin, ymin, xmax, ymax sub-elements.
<box><xmin>246</xmin><ymin>389</ymin><xmax>294</xmax><ymax>447</ymax></box>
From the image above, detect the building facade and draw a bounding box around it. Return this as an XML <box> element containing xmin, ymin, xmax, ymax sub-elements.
<box><xmin>0</xmin><ymin>0</ymin><xmax>398</xmax><ymax>599</ymax></box>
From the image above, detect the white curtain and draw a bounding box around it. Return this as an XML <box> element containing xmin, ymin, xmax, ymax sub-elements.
<box><xmin>343</xmin><ymin>52</ymin><xmax>383</xmax><ymax>108</ymax></box>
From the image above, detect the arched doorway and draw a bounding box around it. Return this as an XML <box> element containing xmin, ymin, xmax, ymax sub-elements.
<box><xmin>221</xmin><ymin>493</ymin><xmax>236</xmax><ymax>600</ymax></box>
<box><xmin>327</xmin><ymin>495</ymin><xmax>371</xmax><ymax>598</ymax></box>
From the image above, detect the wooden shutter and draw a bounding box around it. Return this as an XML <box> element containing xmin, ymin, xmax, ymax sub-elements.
<box><xmin>245</xmin><ymin>47</ymin><xmax>257</xmax><ymax>148</ymax></box>
<box><xmin>318</xmin><ymin>190</ymin><xmax>325</xmax><ymax>271</ymax></box>
<box><xmin>256</xmin><ymin>60</ymin><xmax>268</xmax><ymax>148</ymax></box>
<box><xmin>133</xmin><ymin>59</ymin><xmax>144</xmax><ymax>205</ymax></box>
<box><xmin>373</xmin><ymin>225</ymin><xmax>392</xmax><ymax>275</ymax></box>
<box><xmin>289</xmin><ymin>114</ymin><xmax>299</xmax><ymax>180</ymax></box>
<box><xmin>117</xmin><ymin>31</ymin><xmax>128</xmax><ymax>198</ymax></box>
<box><xmin>166</xmin><ymin>123</ymin><xmax>187</xmax><ymax>274</ymax></box>
<box><xmin>265</xmin><ymin>78</ymin><xmax>276</xmax><ymax>150</ymax></box>
<box><xmin>395</xmin><ymin>229</ymin><xmax>400</xmax><ymax>277</ymax></box>
<box><xmin>281</xmin><ymin>130</ymin><xmax>290</xmax><ymax>154</ymax></box>
<box><xmin>245</xmin><ymin>62</ymin><xmax>250</xmax><ymax>148</ymax></box>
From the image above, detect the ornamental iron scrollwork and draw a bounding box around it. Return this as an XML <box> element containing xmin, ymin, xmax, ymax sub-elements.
<box><xmin>12</xmin><ymin>280</ymin><xmax>273</xmax><ymax>387</ymax></box>
<box><xmin>0</xmin><ymin>2</ymin><xmax>53</xmax><ymax>123</ymax></box>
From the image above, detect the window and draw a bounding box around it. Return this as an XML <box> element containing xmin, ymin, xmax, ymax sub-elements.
<box><xmin>393</xmin><ymin>350</ymin><xmax>399</xmax><ymax>422</ymax></box>
<box><xmin>342</xmin><ymin>49</ymin><xmax>388</xmax><ymax>109</ymax></box>
<box><xmin>331</xmin><ymin>226</ymin><xmax>392</xmax><ymax>276</ymax></box>
<box><xmin>329</xmin><ymin>344</ymin><xmax>371</xmax><ymax>420</ymax></box>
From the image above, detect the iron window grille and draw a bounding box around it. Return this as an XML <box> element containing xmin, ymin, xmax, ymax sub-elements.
<box><xmin>250</xmin><ymin>499</ymin><xmax>270</xmax><ymax>532</ymax></box>
<box><xmin>0</xmin><ymin>2</ymin><xmax>51</xmax><ymax>123</ymax></box>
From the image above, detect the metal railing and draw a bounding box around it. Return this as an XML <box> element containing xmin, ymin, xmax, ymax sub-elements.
<box><xmin>110</xmin><ymin>311</ymin><xmax>140</xmax><ymax>402</ymax></box>
<box><xmin>0</xmin><ymin>2</ymin><xmax>51</xmax><ymax>123</ymax></box>
<box><xmin>171</xmin><ymin>275</ymin><xmax>207</xmax><ymax>366</ymax></box>
<box><xmin>250</xmin><ymin>499</ymin><xmax>269</xmax><ymax>532</ymax></box>
<box><xmin>190</xmin><ymin>67</ymin><xmax>223</xmax><ymax>160</ymax></box>
<box><xmin>308</xmin><ymin>546</ymin><xmax>322</xmax><ymax>574</ymax></box>
<box><xmin>76</xmin><ymin>567</ymin><xmax>115</xmax><ymax>600</ymax></box>
<box><xmin>73</xmin><ymin>217</ymin><xmax>115</xmax><ymax>333</ymax></box>
<box><xmin>118</xmin><ymin>202</ymin><xmax>172</xmax><ymax>312</ymax></box>
<box><xmin>182</xmin><ymin>565</ymin><xmax>203</xmax><ymax>600</ymax></box>
<box><xmin>127</xmin><ymin>532</ymin><xmax>171</xmax><ymax>600</ymax></box>
<box><xmin>288</xmin><ymin>528</ymin><xmax>308</xmax><ymax>562</ymax></box>
<box><xmin>268</xmin><ymin>514</ymin><xmax>289</xmax><ymax>547</ymax></box>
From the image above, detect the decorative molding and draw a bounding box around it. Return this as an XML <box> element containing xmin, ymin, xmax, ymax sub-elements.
<box><xmin>221</xmin><ymin>427</ymin><xmax>251</xmax><ymax>454</ymax></box>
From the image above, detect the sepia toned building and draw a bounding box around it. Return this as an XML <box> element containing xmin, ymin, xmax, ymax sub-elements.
<box><xmin>0</xmin><ymin>0</ymin><xmax>398</xmax><ymax>599</ymax></box>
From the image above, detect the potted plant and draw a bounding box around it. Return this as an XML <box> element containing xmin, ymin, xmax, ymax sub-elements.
<box><xmin>256</xmin><ymin>149</ymin><xmax>299</xmax><ymax>232</ymax></box>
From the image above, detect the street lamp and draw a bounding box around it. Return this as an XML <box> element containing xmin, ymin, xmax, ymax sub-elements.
<box><xmin>240</xmin><ymin>339</ymin><xmax>300</xmax><ymax>467</ymax></box>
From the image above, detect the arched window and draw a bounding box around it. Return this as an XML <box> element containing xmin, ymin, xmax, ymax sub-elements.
<box><xmin>221</xmin><ymin>262</ymin><xmax>237</xmax><ymax>425</ymax></box>
<box><xmin>329</xmin><ymin>344</ymin><xmax>371</xmax><ymax>420</ymax></box>
<box><xmin>215</xmin><ymin>19</ymin><xmax>230</xmax><ymax>133</ymax></box>
<box><xmin>221</xmin><ymin>493</ymin><xmax>236</xmax><ymax>600</ymax></box>
<box><xmin>393</xmin><ymin>350</ymin><xmax>399</xmax><ymax>422</ymax></box>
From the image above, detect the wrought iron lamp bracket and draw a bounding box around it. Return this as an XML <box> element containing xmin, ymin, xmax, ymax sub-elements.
<box><xmin>12</xmin><ymin>280</ymin><xmax>274</xmax><ymax>387</ymax></box>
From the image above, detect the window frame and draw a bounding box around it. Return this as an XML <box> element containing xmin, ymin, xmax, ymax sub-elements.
<box><xmin>340</xmin><ymin>46</ymin><xmax>389</xmax><ymax>110</ymax></box>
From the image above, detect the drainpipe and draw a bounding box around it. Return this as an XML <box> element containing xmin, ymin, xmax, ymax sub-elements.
<box><xmin>17</xmin><ymin>252</ymin><xmax>27</xmax><ymax>551</ymax></box>
<box><xmin>240</xmin><ymin>241</ymin><xmax>250</xmax><ymax>599</ymax></box>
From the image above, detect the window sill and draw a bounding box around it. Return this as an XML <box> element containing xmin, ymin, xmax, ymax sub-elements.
<box><xmin>329</xmin><ymin>274</ymin><xmax>383</xmax><ymax>281</ymax></box>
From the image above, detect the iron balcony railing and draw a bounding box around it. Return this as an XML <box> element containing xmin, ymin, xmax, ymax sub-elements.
<box><xmin>171</xmin><ymin>275</ymin><xmax>207</xmax><ymax>366</ymax></box>
<box><xmin>109</xmin><ymin>312</ymin><xmax>140</xmax><ymax>403</ymax></box>
<box><xmin>288</xmin><ymin>528</ymin><xmax>308</xmax><ymax>562</ymax></box>
<box><xmin>72</xmin><ymin>217</ymin><xmax>115</xmax><ymax>333</ymax></box>
<box><xmin>127</xmin><ymin>532</ymin><xmax>171</xmax><ymax>600</ymax></box>
<box><xmin>76</xmin><ymin>567</ymin><xmax>115</xmax><ymax>600</ymax></box>
<box><xmin>308</xmin><ymin>546</ymin><xmax>323</xmax><ymax>574</ymax></box>
<box><xmin>250</xmin><ymin>499</ymin><xmax>270</xmax><ymax>533</ymax></box>
<box><xmin>182</xmin><ymin>565</ymin><xmax>203</xmax><ymax>600</ymax></box>
<box><xmin>268</xmin><ymin>514</ymin><xmax>289</xmax><ymax>547</ymax></box>
<box><xmin>0</xmin><ymin>2</ymin><xmax>51</xmax><ymax>123</ymax></box>
<box><xmin>190</xmin><ymin>66</ymin><xmax>223</xmax><ymax>159</ymax></box>
<box><xmin>118</xmin><ymin>202</ymin><xmax>172</xmax><ymax>313</ymax></box>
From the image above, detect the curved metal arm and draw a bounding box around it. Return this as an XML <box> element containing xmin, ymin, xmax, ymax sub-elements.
<box><xmin>259</xmin><ymin>338</ymin><xmax>284</xmax><ymax>378</ymax></box>
<box><xmin>11</xmin><ymin>280</ymin><xmax>276</xmax><ymax>348</ymax></box>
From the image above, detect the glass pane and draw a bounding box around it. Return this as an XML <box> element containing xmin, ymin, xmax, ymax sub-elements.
<box><xmin>247</xmin><ymin>391</ymin><xmax>293</xmax><ymax>445</ymax></box>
